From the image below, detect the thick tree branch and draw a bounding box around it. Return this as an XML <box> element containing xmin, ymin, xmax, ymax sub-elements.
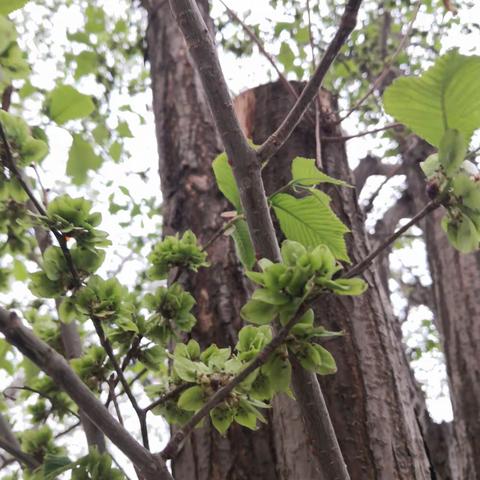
<box><xmin>169</xmin><ymin>0</ymin><xmax>279</xmax><ymax>262</ymax></box>
<box><xmin>0</xmin><ymin>435</ymin><xmax>40</xmax><ymax>471</ymax></box>
<box><xmin>0</xmin><ymin>307</ymin><xmax>172</xmax><ymax>480</ymax></box>
<box><xmin>169</xmin><ymin>1</ymin><xmax>351</xmax><ymax>477</ymax></box>
<box><xmin>257</xmin><ymin>0</ymin><xmax>363</xmax><ymax>162</ymax></box>
<box><xmin>0</xmin><ymin>414</ymin><xmax>38</xmax><ymax>471</ymax></box>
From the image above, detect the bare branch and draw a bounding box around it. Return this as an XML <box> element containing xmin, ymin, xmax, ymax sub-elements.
<box><xmin>143</xmin><ymin>383</ymin><xmax>192</xmax><ymax>414</ymax></box>
<box><xmin>345</xmin><ymin>199</ymin><xmax>440</xmax><ymax>278</ymax></box>
<box><xmin>91</xmin><ymin>318</ymin><xmax>150</xmax><ymax>450</ymax></box>
<box><xmin>337</xmin><ymin>2</ymin><xmax>421</xmax><ymax>123</ymax></box>
<box><xmin>169</xmin><ymin>0</ymin><xmax>279</xmax><ymax>262</ymax></box>
<box><xmin>0</xmin><ymin>307</ymin><xmax>172</xmax><ymax>480</ymax></box>
<box><xmin>257</xmin><ymin>0</ymin><xmax>363</xmax><ymax>162</ymax></box>
<box><xmin>323</xmin><ymin>122</ymin><xmax>402</xmax><ymax>142</ymax></box>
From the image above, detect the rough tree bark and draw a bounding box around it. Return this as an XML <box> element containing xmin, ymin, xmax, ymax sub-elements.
<box><xmin>145</xmin><ymin>2</ymin><xmax>324</xmax><ymax>479</ymax></box>
<box><xmin>400</xmin><ymin>135</ymin><xmax>479</xmax><ymax>479</ymax></box>
<box><xmin>234</xmin><ymin>81</ymin><xmax>432</xmax><ymax>479</ymax></box>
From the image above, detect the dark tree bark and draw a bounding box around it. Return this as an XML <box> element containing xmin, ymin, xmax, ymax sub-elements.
<box><xmin>234</xmin><ymin>82</ymin><xmax>432</xmax><ymax>479</ymax></box>
<box><xmin>400</xmin><ymin>135</ymin><xmax>479</xmax><ymax>479</ymax></box>
<box><xmin>145</xmin><ymin>2</ymin><xmax>323</xmax><ymax>479</ymax></box>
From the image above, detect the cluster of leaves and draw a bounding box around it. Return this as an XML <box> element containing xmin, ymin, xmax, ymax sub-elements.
<box><xmin>29</xmin><ymin>195</ymin><xmax>110</xmax><ymax>298</ymax></box>
<box><xmin>148</xmin><ymin>230</ymin><xmax>208</xmax><ymax>280</ymax></box>
<box><xmin>40</xmin><ymin>448</ymin><xmax>123</xmax><ymax>480</ymax></box>
<box><xmin>149</xmin><ymin>240</ymin><xmax>366</xmax><ymax>434</ymax></box>
<box><xmin>241</xmin><ymin>240</ymin><xmax>366</xmax><ymax>326</ymax></box>
<box><xmin>213</xmin><ymin>155</ymin><xmax>351</xmax><ymax>267</ymax></box>
<box><xmin>143</xmin><ymin>284</ymin><xmax>196</xmax><ymax>343</ymax></box>
<box><xmin>0</xmin><ymin>14</ymin><xmax>29</xmax><ymax>91</ymax></box>
<box><xmin>20</xmin><ymin>425</ymin><xmax>63</xmax><ymax>468</ymax></box>
<box><xmin>384</xmin><ymin>50</ymin><xmax>480</xmax><ymax>252</ymax></box>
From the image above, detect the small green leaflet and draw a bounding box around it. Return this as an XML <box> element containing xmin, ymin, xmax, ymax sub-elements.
<box><xmin>0</xmin><ymin>0</ymin><xmax>29</xmax><ymax>15</ymax></box>
<box><xmin>212</xmin><ymin>152</ymin><xmax>242</xmax><ymax>211</ymax></box>
<box><xmin>46</xmin><ymin>85</ymin><xmax>95</xmax><ymax>125</ymax></box>
<box><xmin>230</xmin><ymin>218</ymin><xmax>255</xmax><ymax>269</ymax></box>
<box><xmin>383</xmin><ymin>50</ymin><xmax>480</xmax><ymax>147</ymax></box>
<box><xmin>67</xmin><ymin>134</ymin><xmax>102</xmax><ymax>185</ymax></box>
<box><xmin>271</xmin><ymin>192</ymin><xmax>350</xmax><ymax>262</ymax></box>
<box><xmin>291</xmin><ymin>157</ymin><xmax>350</xmax><ymax>187</ymax></box>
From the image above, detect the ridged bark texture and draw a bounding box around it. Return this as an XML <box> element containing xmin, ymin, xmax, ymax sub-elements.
<box><xmin>234</xmin><ymin>81</ymin><xmax>432</xmax><ymax>479</ymax></box>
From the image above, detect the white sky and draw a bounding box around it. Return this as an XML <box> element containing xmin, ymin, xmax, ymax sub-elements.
<box><xmin>3</xmin><ymin>0</ymin><xmax>480</xmax><ymax>476</ymax></box>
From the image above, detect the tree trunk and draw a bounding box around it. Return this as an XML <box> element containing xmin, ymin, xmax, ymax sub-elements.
<box><xmin>145</xmin><ymin>2</ymin><xmax>323</xmax><ymax>479</ymax></box>
<box><xmin>234</xmin><ymin>82</ymin><xmax>432</xmax><ymax>479</ymax></box>
<box><xmin>401</xmin><ymin>135</ymin><xmax>479</xmax><ymax>479</ymax></box>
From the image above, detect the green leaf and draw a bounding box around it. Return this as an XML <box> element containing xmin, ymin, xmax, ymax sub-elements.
<box><xmin>279</xmin><ymin>42</ymin><xmax>295</xmax><ymax>72</ymax></box>
<box><xmin>234</xmin><ymin>399</ymin><xmax>259</xmax><ymax>430</ymax></box>
<box><xmin>324</xmin><ymin>278</ymin><xmax>368</xmax><ymax>296</ymax></box>
<box><xmin>0</xmin><ymin>16</ymin><xmax>16</xmax><ymax>55</ymax></box>
<box><xmin>117</xmin><ymin>121</ymin><xmax>133</xmax><ymax>138</ymax></box>
<box><xmin>313</xmin><ymin>344</ymin><xmax>337</xmax><ymax>375</ymax></box>
<box><xmin>109</xmin><ymin>141</ymin><xmax>122</xmax><ymax>162</ymax></box>
<box><xmin>210</xmin><ymin>405</ymin><xmax>234</xmax><ymax>435</ymax></box>
<box><xmin>271</xmin><ymin>193</ymin><xmax>350</xmax><ymax>262</ymax></box>
<box><xmin>212</xmin><ymin>152</ymin><xmax>241</xmax><ymax>211</ymax></box>
<box><xmin>383</xmin><ymin>50</ymin><xmax>480</xmax><ymax>146</ymax></box>
<box><xmin>67</xmin><ymin>134</ymin><xmax>102</xmax><ymax>185</ymax></box>
<box><xmin>12</xmin><ymin>259</ymin><xmax>28</xmax><ymax>281</ymax></box>
<box><xmin>46</xmin><ymin>85</ymin><xmax>95</xmax><ymax>125</ymax></box>
<box><xmin>420</xmin><ymin>154</ymin><xmax>440</xmax><ymax>178</ymax></box>
<box><xmin>177</xmin><ymin>386</ymin><xmax>205</xmax><ymax>412</ymax></box>
<box><xmin>241</xmin><ymin>299</ymin><xmax>277</xmax><ymax>325</ymax></box>
<box><xmin>263</xmin><ymin>350</ymin><xmax>291</xmax><ymax>393</ymax></box>
<box><xmin>438</xmin><ymin>129</ymin><xmax>467</xmax><ymax>175</ymax></box>
<box><xmin>58</xmin><ymin>297</ymin><xmax>77</xmax><ymax>324</ymax></box>
<box><xmin>230</xmin><ymin>219</ymin><xmax>255</xmax><ymax>269</ymax></box>
<box><xmin>0</xmin><ymin>0</ymin><xmax>29</xmax><ymax>15</ymax></box>
<box><xmin>43</xmin><ymin>454</ymin><xmax>75</xmax><ymax>480</ymax></box>
<box><xmin>442</xmin><ymin>213</ymin><xmax>480</xmax><ymax>253</ymax></box>
<box><xmin>252</xmin><ymin>288</ymin><xmax>290</xmax><ymax>305</ymax></box>
<box><xmin>73</xmin><ymin>50</ymin><xmax>98</xmax><ymax>79</ymax></box>
<box><xmin>291</xmin><ymin>157</ymin><xmax>350</xmax><ymax>187</ymax></box>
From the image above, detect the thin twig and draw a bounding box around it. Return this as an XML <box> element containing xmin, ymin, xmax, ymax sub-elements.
<box><xmin>201</xmin><ymin>214</ymin><xmax>244</xmax><ymax>252</ymax></box>
<box><xmin>105</xmin><ymin>335</ymin><xmax>143</xmax><ymax>408</ymax></box>
<box><xmin>143</xmin><ymin>383</ymin><xmax>192</xmax><ymax>414</ymax></box>
<box><xmin>91</xmin><ymin>318</ymin><xmax>149</xmax><ymax>450</ymax></box>
<box><xmin>257</xmin><ymin>0</ymin><xmax>363</xmax><ymax>162</ymax></box>
<box><xmin>362</xmin><ymin>163</ymin><xmax>404</xmax><ymax>213</ymax></box>
<box><xmin>4</xmin><ymin>386</ymin><xmax>80</xmax><ymax>419</ymax></box>
<box><xmin>323</xmin><ymin>122</ymin><xmax>402</xmax><ymax>142</ymax></box>
<box><xmin>337</xmin><ymin>2</ymin><xmax>421</xmax><ymax>123</ymax></box>
<box><xmin>219</xmin><ymin>1</ymin><xmax>299</xmax><ymax>102</ymax></box>
<box><xmin>345</xmin><ymin>199</ymin><xmax>440</xmax><ymax>278</ymax></box>
<box><xmin>108</xmin><ymin>375</ymin><xmax>124</xmax><ymax>425</ymax></box>
<box><xmin>54</xmin><ymin>421</ymin><xmax>81</xmax><ymax>439</ymax></box>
